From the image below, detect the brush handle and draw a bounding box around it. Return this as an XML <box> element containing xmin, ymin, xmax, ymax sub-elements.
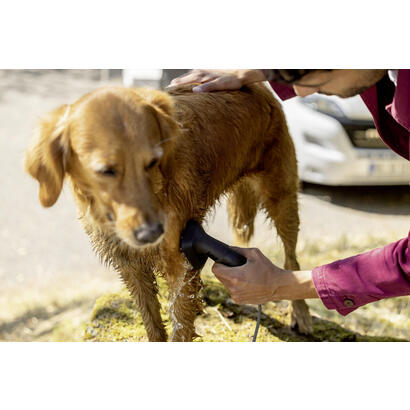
<box><xmin>180</xmin><ymin>219</ymin><xmax>247</xmax><ymax>269</ymax></box>
<box><xmin>212</xmin><ymin>245</ymin><xmax>247</xmax><ymax>267</ymax></box>
<box><xmin>195</xmin><ymin>232</ymin><xmax>247</xmax><ymax>267</ymax></box>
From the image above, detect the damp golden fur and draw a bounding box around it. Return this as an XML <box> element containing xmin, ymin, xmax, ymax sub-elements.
<box><xmin>25</xmin><ymin>83</ymin><xmax>312</xmax><ymax>341</ymax></box>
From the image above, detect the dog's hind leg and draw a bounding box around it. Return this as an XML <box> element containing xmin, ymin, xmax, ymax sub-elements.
<box><xmin>116</xmin><ymin>255</ymin><xmax>168</xmax><ymax>342</ymax></box>
<box><xmin>257</xmin><ymin>175</ymin><xmax>313</xmax><ymax>335</ymax></box>
<box><xmin>227</xmin><ymin>178</ymin><xmax>259</xmax><ymax>246</ymax></box>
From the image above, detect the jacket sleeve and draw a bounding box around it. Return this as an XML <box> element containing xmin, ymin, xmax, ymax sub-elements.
<box><xmin>312</xmin><ymin>231</ymin><xmax>410</xmax><ymax>315</ymax></box>
<box><xmin>386</xmin><ymin>69</ymin><xmax>410</xmax><ymax>134</ymax></box>
<box><xmin>268</xmin><ymin>82</ymin><xmax>297</xmax><ymax>101</ymax></box>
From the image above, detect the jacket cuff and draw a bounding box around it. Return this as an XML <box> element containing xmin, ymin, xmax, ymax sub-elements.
<box><xmin>312</xmin><ymin>265</ymin><xmax>357</xmax><ymax>316</ymax></box>
<box><xmin>311</xmin><ymin>235</ymin><xmax>410</xmax><ymax>316</ymax></box>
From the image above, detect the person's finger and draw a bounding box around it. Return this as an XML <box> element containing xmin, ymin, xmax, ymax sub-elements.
<box><xmin>212</xmin><ymin>274</ymin><xmax>237</xmax><ymax>298</ymax></box>
<box><xmin>170</xmin><ymin>70</ymin><xmax>211</xmax><ymax>86</ymax></box>
<box><xmin>211</xmin><ymin>248</ymin><xmax>253</xmax><ymax>279</ymax></box>
<box><xmin>170</xmin><ymin>71</ymin><xmax>198</xmax><ymax>84</ymax></box>
<box><xmin>212</xmin><ymin>262</ymin><xmax>232</xmax><ymax>276</ymax></box>
<box><xmin>211</xmin><ymin>262</ymin><xmax>242</xmax><ymax>282</ymax></box>
<box><xmin>192</xmin><ymin>76</ymin><xmax>240</xmax><ymax>93</ymax></box>
<box><xmin>192</xmin><ymin>79</ymin><xmax>221</xmax><ymax>93</ymax></box>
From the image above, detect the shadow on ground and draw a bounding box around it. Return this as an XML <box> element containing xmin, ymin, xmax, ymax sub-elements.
<box><xmin>226</xmin><ymin>302</ymin><xmax>405</xmax><ymax>342</ymax></box>
<box><xmin>0</xmin><ymin>298</ymin><xmax>94</xmax><ymax>341</ymax></box>
<box><xmin>301</xmin><ymin>182</ymin><xmax>410</xmax><ymax>215</ymax></box>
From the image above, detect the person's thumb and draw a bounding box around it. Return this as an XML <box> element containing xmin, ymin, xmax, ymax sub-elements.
<box><xmin>211</xmin><ymin>262</ymin><xmax>229</xmax><ymax>277</ymax></box>
<box><xmin>212</xmin><ymin>262</ymin><xmax>243</xmax><ymax>283</ymax></box>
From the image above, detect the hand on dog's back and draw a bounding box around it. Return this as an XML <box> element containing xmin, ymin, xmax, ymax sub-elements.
<box><xmin>169</xmin><ymin>69</ymin><xmax>266</xmax><ymax>93</ymax></box>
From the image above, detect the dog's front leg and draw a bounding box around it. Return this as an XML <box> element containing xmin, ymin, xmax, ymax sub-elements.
<box><xmin>160</xmin><ymin>216</ymin><xmax>203</xmax><ymax>342</ymax></box>
<box><xmin>115</xmin><ymin>255</ymin><xmax>168</xmax><ymax>342</ymax></box>
<box><xmin>167</xmin><ymin>267</ymin><xmax>203</xmax><ymax>342</ymax></box>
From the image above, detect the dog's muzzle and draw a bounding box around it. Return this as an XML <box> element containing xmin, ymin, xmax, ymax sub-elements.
<box><xmin>134</xmin><ymin>222</ymin><xmax>164</xmax><ymax>244</ymax></box>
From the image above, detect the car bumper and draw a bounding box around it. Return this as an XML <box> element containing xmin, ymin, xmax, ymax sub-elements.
<box><xmin>282</xmin><ymin>101</ymin><xmax>410</xmax><ymax>186</ymax></box>
<box><xmin>300</xmin><ymin>147</ymin><xmax>410</xmax><ymax>185</ymax></box>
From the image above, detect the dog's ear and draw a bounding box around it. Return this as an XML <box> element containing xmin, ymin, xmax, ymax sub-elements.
<box><xmin>25</xmin><ymin>105</ymin><xmax>71</xmax><ymax>207</ymax></box>
<box><xmin>139</xmin><ymin>89</ymin><xmax>180</xmax><ymax>141</ymax></box>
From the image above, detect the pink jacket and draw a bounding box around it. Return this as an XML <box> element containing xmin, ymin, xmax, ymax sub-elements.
<box><xmin>270</xmin><ymin>69</ymin><xmax>410</xmax><ymax>315</ymax></box>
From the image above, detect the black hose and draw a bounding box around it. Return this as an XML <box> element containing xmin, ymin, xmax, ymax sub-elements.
<box><xmin>252</xmin><ymin>304</ymin><xmax>262</xmax><ymax>342</ymax></box>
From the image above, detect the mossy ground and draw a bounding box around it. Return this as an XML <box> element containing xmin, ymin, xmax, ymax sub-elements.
<box><xmin>84</xmin><ymin>275</ymin><xmax>408</xmax><ymax>342</ymax></box>
<box><xmin>1</xmin><ymin>234</ymin><xmax>408</xmax><ymax>342</ymax></box>
<box><xmin>84</xmin><ymin>234</ymin><xmax>410</xmax><ymax>342</ymax></box>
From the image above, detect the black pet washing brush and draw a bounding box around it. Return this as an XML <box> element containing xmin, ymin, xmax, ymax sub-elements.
<box><xmin>180</xmin><ymin>219</ymin><xmax>262</xmax><ymax>341</ymax></box>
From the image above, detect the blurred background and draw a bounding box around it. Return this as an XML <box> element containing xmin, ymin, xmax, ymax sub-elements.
<box><xmin>1</xmin><ymin>69</ymin><xmax>409</xmax><ymax>341</ymax></box>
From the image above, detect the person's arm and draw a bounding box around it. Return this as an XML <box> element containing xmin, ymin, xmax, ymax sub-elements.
<box><xmin>212</xmin><ymin>232</ymin><xmax>410</xmax><ymax>314</ymax></box>
<box><xmin>212</xmin><ymin>247</ymin><xmax>318</xmax><ymax>305</ymax></box>
<box><xmin>311</xmin><ymin>231</ymin><xmax>410</xmax><ymax>315</ymax></box>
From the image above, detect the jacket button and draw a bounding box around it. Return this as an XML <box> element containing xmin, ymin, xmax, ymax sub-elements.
<box><xmin>343</xmin><ymin>298</ymin><xmax>354</xmax><ymax>307</ymax></box>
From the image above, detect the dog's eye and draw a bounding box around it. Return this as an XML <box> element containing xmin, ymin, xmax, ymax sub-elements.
<box><xmin>145</xmin><ymin>158</ymin><xmax>158</xmax><ymax>170</ymax></box>
<box><xmin>97</xmin><ymin>167</ymin><xmax>117</xmax><ymax>177</ymax></box>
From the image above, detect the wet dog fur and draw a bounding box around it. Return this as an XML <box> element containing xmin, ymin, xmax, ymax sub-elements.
<box><xmin>25</xmin><ymin>83</ymin><xmax>312</xmax><ymax>341</ymax></box>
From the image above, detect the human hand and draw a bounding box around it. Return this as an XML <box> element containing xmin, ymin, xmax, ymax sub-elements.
<box><xmin>211</xmin><ymin>247</ymin><xmax>318</xmax><ymax>305</ymax></box>
<box><xmin>169</xmin><ymin>69</ymin><xmax>265</xmax><ymax>93</ymax></box>
<box><xmin>211</xmin><ymin>247</ymin><xmax>284</xmax><ymax>305</ymax></box>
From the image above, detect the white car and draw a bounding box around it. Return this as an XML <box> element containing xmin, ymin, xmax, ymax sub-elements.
<box><xmin>122</xmin><ymin>69</ymin><xmax>162</xmax><ymax>87</ymax></box>
<box><xmin>281</xmin><ymin>93</ymin><xmax>410</xmax><ymax>185</ymax></box>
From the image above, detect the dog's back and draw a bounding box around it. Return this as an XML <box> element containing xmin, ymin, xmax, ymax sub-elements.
<box><xmin>161</xmin><ymin>83</ymin><xmax>296</xmax><ymax>212</ymax></box>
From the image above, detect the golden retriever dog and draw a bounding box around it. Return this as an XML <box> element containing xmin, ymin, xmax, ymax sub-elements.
<box><xmin>25</xmin><ymin>83</ymin><xmax>312</xmax><ymax>341</ymax></box>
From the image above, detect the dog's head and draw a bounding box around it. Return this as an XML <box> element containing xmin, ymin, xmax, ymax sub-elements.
<box><xmin>25</xmin><ymin>87</ymin><xmax>179</xmax><ymax>249</ymax></box>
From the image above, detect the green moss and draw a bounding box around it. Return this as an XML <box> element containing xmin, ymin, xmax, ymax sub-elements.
<box><xmin>84</xmin><ymin>277</ymin><xmax>408</xmax><ymax>342</ymax></box>
<box><xmin>84</xmin><ymin>290</ymin><xmax>148</xmax><ymax>341</ymax></box>
<box><xmin>83</xmin><ymin>236</ymin><xmax>409</xmax><ymax>342</ymax></box>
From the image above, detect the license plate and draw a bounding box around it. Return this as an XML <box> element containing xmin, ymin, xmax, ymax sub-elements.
<box><xmin>368</xmin><ymin>161</ymin><xmax>410</xmax><ymax>176</ymax></box>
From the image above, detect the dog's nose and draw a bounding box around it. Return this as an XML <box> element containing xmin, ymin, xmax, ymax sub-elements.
<box><xmin>134</xmin><ymin>223</ymin><xmax>164</xmax><ymax>244</ymax></box>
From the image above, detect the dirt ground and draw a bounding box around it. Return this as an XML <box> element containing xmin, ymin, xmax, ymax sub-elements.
<box><xmin>0</xmin><ymin>70</ymin><xmax>409</xmax><ymax>341</ymax></box>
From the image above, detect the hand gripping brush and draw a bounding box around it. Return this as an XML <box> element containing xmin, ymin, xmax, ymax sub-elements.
<box><xmin>180</xmin><ymin>219</ymin><xmax>262</xmax><ymax>342</ymax></box>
